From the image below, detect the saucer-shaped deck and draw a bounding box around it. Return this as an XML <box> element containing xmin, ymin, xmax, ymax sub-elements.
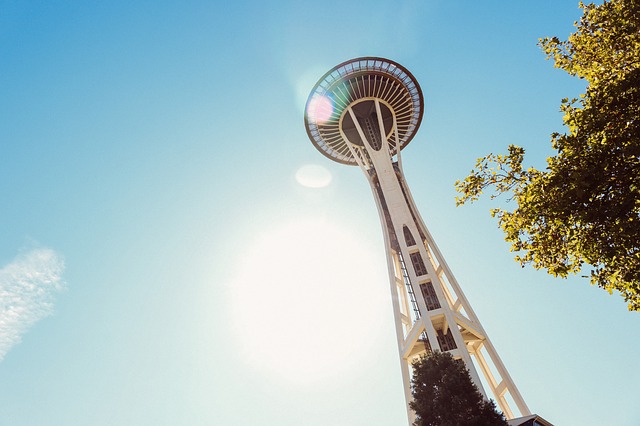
<box><xmin>304</xmin><ymin>57</ymin><xmax>424</xmax><ymax>165</ymax></box>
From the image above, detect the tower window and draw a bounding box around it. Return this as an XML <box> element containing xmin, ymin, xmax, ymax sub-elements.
<box><xmin>437</xmin><ymin>329</ymin><xmax>457</xmax><ymax>351</ymax></box>
<box><xmin>403</xmin><ymin>226</ymin><xmax>416</xmax><ymax>246</ymax></box>
<box><xmin>410</xmin><ymin>252</ymin><xmax>428</xmax><ymax>276</ymax></box>
<box><xmin>419</xmin><ymin>281</ymin><xmax>441</xmax><ymax>311</ymax></box>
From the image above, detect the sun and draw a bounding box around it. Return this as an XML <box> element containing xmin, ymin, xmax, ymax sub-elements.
<box><xmin>228</xmin><ymin>217</ymin><xmax>387</xmax><ymax>386</ymax></box>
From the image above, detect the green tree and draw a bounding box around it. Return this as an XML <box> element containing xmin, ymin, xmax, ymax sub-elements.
<box><xmin>410</xmin><ymin>351</ymin><xmax>508</xmax><ymax>426</ymax></box>
<box><xmin>455</xmin><ymin>0</ymin><xmax>640</xmax><ymax>310</ymax></box>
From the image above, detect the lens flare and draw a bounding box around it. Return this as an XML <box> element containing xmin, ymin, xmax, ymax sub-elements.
<box><xmin>295</xmin><ymin>164</ymin><xmax>332</xmax><ymax>188</ymax></box>
<box><xmin>307</xmin><ymin>95</ymin><xmax>334</xmax><ymax>124</ymax></box>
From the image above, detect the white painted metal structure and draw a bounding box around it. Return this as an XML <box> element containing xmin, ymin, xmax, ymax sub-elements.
<box><xmin>304</xmin><ymin>57</ymin><xmax>531</xmax><ymax>424</ymax></box>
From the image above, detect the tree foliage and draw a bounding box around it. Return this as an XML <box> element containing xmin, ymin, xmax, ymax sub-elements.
<box><xmin>455</xmin><ymin>0</ymin><xmax>640</xmax><ymax>310</ymax></box>
<box><xmin>409</xmin><ymin>351</ymin><xmax>508</xmax><ymax>426</ymax></box>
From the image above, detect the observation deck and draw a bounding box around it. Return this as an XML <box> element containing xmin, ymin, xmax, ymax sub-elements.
<box><xmin>304</xmin><ymin>57</ymin><xmax>424</xmax><ymax>165</ymax></box>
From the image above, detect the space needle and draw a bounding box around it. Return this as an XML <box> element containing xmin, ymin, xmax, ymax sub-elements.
<box><xmin>304</xmin><ymin>57</ymin><xmax>531</xmax><ymax>424</ymax></box>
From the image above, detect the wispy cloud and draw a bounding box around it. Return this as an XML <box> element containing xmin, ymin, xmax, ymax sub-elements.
<box><xmin>0</xmin><ymin>248</ymin><xmax>65</xmax><ymax>361</ymax></box>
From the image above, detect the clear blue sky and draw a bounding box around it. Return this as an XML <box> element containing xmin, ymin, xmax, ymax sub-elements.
<box><xmin>1</xmin><ymin>1</ymin><xmax>638</xmax><ymax>425</ymax></box>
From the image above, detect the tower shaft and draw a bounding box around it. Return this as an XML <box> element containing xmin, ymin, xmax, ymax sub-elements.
<box><xmin>343</xmin><ymin>99</ymin><xmax>530</xmax><ymax>423</ymax></box>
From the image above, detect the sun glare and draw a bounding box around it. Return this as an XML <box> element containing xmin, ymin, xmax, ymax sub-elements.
<box><xmin>229</xmin><ymin>218</ymin><xmax>387</xmax><ymax>386</ymax></box>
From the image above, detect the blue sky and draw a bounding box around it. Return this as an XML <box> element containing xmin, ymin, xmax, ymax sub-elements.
<box><xmin>1</xmin><ymin>1</ymin><xmax>638</xmax><ymax>425</ymax></box>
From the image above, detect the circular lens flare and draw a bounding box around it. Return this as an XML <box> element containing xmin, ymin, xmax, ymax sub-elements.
<box><xmin>295</xmin><ymin>164</ymin><xmax>332</xmax><ymax>188</ymax></box>
<box><xmin>307</xmin><ymin>95</ymin><xmax>334</xmax><ymax>124</ymax></box>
